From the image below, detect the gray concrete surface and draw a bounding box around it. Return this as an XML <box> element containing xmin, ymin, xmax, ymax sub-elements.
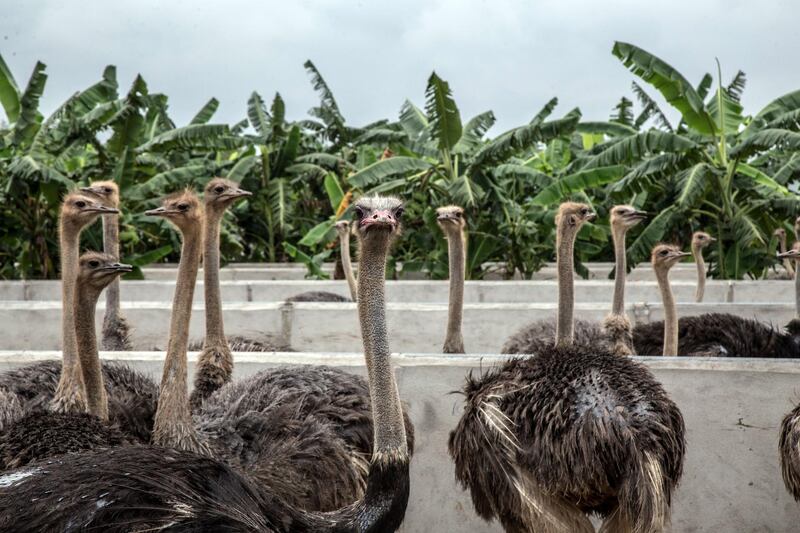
<box><xmin>0</xmin><ymin>278</ymin><xmax>793</xmax><ymax>304</ymax></box>
<box><xmin>0</xmin><ymin>301</ymin><xmax>796</xmax><ymax>352</ymax></box>
<box><xmin>0</xmin><ymin>351</ymin><xmax>797</xmax><ymax>532</ymax></box>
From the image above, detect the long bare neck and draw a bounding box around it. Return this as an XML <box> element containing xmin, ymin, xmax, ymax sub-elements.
<box><xmin>780</xmin><ymin>235</ymin><xmax>796</xmax><ymax>276</ymax></box>
<box><xmin>693</xmin><ymin>243</ymin><xmax>706</xmax><ymax>303</ymax></box>
<box><xmin>203</xmin><ymin>209</ymin><xmax>226</xmax><ymax>345</ymax></box>
<box><xmin>153</xmin><ymin>223</ymin><xmax>206</xmax><ymax>453</ymax></box>
<box><xmin>52</xmin><ymin>223</ymin><xmax>88</xmax><ymax>413</ymax></box>
<box><xmin>555</xmin><ymin>225</ymin><xmax>577</xmax><ymax>345</ymax></box>
<box><xmin>795</xmin><ymin>258</ymin><xmax>800</xmax><ymax>318</ymax></box>
<box><xmin>358</xmin><ymin>234</ymin><xmax>408</xmax><ymax>457</ymax></box>
<box><xmin>340</xmin><ymin>230</ymin><xmax>358</xmax><ymax>302</ymax></box>
<box><xmin>656</xmin><ymin>268</ymin><xmax>679</xmax><ymax>356</ymax></box>
<box><xmin>75</xmin><ymin>284</ymin><xmax>108</xmax><ymax>420</ymax></box>
<box><xmin>443</xmin><ymin>228</ymin><xmax>465</xmax><ymax>353</ymax></box>
<box><xmin>102</xmin><ymin>214</ymin><xmax>121</xmax><ymax>319</ymax></box>
<box><xmin>611</xmin><ymin>225</ymin><xmax>627</xmax><ymax>315</ymax></box>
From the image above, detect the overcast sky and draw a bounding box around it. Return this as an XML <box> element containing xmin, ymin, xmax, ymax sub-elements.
<box><xmin>2</xmin><ymin>0</ymin><xmax>799</xmax><ymax>133</ymax></box>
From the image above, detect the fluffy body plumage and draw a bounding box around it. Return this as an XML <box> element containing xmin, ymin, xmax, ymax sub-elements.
<box><xmin>286</xmin><ymin>291</ymin><xmax>351</xmax><ymax>302</ymax></box>
<box><xmin>632</xmin><ymin>314</ymin><xmax>800</xmax><ymax>357</ymax></box>
<box><xmin>0</xmin><ymin>360</ymin><xmax>157</xmax><ymax>443</ymax></box>
<box><xmin>0</xmin><ymin>411</ymin><xmax>129</xmax><ymax>470</ymax></box>
<box><xmin>197</xmin><ymin>364</ymin><xmax>414</xmax><ymax>511</ymax></box>
<box><xmin>780</xmin><ymin>404</ymin><xmax>800</xmax><ymax>500</ymax></box>
<box><xmin>449</xmin><ymin>344</ymin><xmax>685</xmax><ymax>532</ymax></box>
<box><xmin>501</xmin><ymin>319</ymin><xmax>602</xmax><ymax>355</ymax></box>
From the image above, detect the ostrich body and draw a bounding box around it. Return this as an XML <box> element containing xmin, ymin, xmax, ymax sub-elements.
<box><xmin>633</xmin><ymin>240</ymin><xmax>800</xmax><ymax>358</ymax></box>
<box><xmin>437</xmin><ymin>206</ymin><xmax>466</xmax><ymax>353</ymax></box>
<box><xmin>691</xmin><ymin>231</ymin><xmax>715</xmax><ymax>303</ymax></box>
<box><xmin>449</xmin><ymin>202</ymin><xmax>685</xmax><ymax>532</ymax></box>
<box><xmin>0</xmin><ymin>253</ymin><xmax>140</xmax><ymax>469</ymax></box>
<box><xmin>286</xmin><ymin>220</ymin><xmax>357</xmax><ymax>303</ymax></box>
<box><xmin>189</xmin><ymin>178</ymin><xmax>252</xmax><ymax>408</ymax></box>
<box><xmin>195</xmin><ymin>196</ymin><xmax>414</xmax><ymax>512</ymax></box>
<box><xmin>81</xmin><ymin>181</ymin><xmax>132</xmax><ymax>350</ymax></box>
<box><xmin>501</xmin><ymin>205</ymin><xmax>646</xmax><ymax>356</ymax></box>
<box><xmin>0</xmin><ymin>196</ymin><xmax>411</xmax><ymax>533</ymax></box>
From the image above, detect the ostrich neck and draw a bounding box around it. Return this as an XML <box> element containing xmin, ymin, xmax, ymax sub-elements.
<box><xmin>102</xmin><ymin>214</ymin><xmax>120</xmax><ymax>319</ymax></box>
<box><xmin>555</xmin><ymin>225</ymin><xmax>577</xmax><ymax>345</ymax></box>
<box><xmin>444</xmin><ymin>228</ymin><xmax>465</xmax><ymax>352</ymax></box>
<box><xmin>75</xmin><ymin>284</ymin><xmax>108</xmax><ymax>420</ymax></box>
<box><xmin>358</xmin><ymin>232</ymin><xmax>408</xmax><ymax>456</ymax></box>
<box><xmin>780</xmin><ymin>235</ymin><xmax>795</xmax><ymax>276</ymax></box>
<box><xmin>53</xmin><ymin>223</ymin><xmax>87</xmax><ymax>411</ymax></box>
<box><xmin>656</xmin><ymin>268</ymin><xmax>679</xmax><ymax>356</ymax></box>
<box><xmin>153</xmin><ymin>223</ymin><xmax>202</xmax><ymax>449</ymax></box>
<box><xmin>203</xmin><ymin>209</ymin><xmax>226</xmax><ymax>345</ymax></box>
<box><xmin>611</xmin><ymin>225</ymin><xmax>627</xmax><ymax>316</ymax></box>
<box><xmin>340</xmin><ymin>230</ymin><xmax>358</xmax><ymax>302</ymax></box>
<box><xmin>693</xmin><ymin>243</ymin><xmax>706</xmax><ymax>303</ymax></box>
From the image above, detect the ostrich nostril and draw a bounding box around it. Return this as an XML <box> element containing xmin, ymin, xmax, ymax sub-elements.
<box><xmin>373</xmin><ymin>214</ymin><xmax>378</xmax><ymax>219</ymax></box>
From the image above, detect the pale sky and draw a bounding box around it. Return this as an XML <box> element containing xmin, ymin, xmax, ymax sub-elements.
<box><xmin>2</xmin><ymin>0</ymin><xmax>799</xmax><ymax>133</ymax></box>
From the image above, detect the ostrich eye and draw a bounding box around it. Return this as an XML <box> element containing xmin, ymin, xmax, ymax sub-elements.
<box><xmin>178</xmin><ymin>204</ymin><xmax>189</xmax><ymax>212</ymax></box>
<box><xmin>103</xmin><ymin>187</ymin><xmax>112</xmax><ymax>193</ymax></box>
<box><xmin>660</xmin><ymin>250</ymin><xmax>669</xmax><ymax>256</ymax></box>
<box><xmin>89</xmin><ymin>260</ymin><xmax>100</xmax><ymax>268</ymax></box>
<box><xmin>580</xmin><ymin>208</ymin><xmax>589</xmax><ymax>215</ymax></box>
<box><xmin>214</xmin><ymin>186</ymin><xmax>225</xmax><ymax>194</ymax></box>
<box><xmin>354</xmin><ymin>206</ymin><xmax>365</xmax><ymax>219</ymax></box>
<box><xmin>455</xmin><ymin>211</ymin><xmax>462</xmax><ymax>218</ymax></box>
<box><xmin>394</xmin><ymin>207</ymin><xmax>404</xmax><ymax>219</ymax></box>
<box><xmin>75</xmin><ymin>201</ymin><xmax>86</xmax><ymax>208</ymax></box>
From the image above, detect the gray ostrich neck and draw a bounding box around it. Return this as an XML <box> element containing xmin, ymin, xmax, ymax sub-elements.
<box><xmin>203</xmin><ymin>208</ymin><xmax>226</xmax><ymax>345</ymax></box>
<box><xmin>611</xmin><ymin>225</ymin><xmax>628</xmax><ymax>316</ymax></box>
<box><xmin>75</xmin><ymin>283</ymin><xmax>108</xmax><ymax>420</ymax></box>
<box><xmin>153</xmin><ymin>223</ymin><xmax>204</xmax><ymax>451</ymax></box>
<box><xmin>443</xmin><ymin>227</ymin><xmax>465</xmax><ymax>353</ymax></box>
<box><xmin>53</xmin><ymin>224</ymin><xmax>87</xmax><ymax>412</ymax></box>
<box><xmin>795</xmin><ymin>259</ymin><xmax>800</xmax><ymax>318</ymax></box>
<box><xmin>340</xmin><ymin>230</ymin><xmax>358</xmax><ymax>302</ymax></box>
<box><xmin>693</xmin><ymin>243</ymin><xmax>706</xmax><ymax>303</ymax></box>
<box><xmin>102</xmin><ymin>214</ymin><xmax>120</xmax><ymax>320</ymax></box>
<box><xmin>656</xmin><ymin>268</ymin><xmax>679</xmax><ymax>356</ymax></box>
<box><xmin>358</xmin><ymin>232</ymin><xmax>408</xmax><ymax>456</ymax></box>
<box><xmin>555</xmin><ymin>224</ymin><xmax>578</xmax><ymax>345</ymax></box>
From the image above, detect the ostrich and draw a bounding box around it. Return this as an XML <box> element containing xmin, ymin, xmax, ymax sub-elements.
<box><xmin>52</xmin><ymin>193</ymin><xmax>118</xmax><ymax>413</ymax></box>
<box><xmin>449</xmin><ymin>202</ymin><xmax>685</xmax><ymax>533</ymax></box>
<box><xmin>196</xmin><ymin>195</ymin><xmax>414</xmax><ymax>512</ymax></box>
<box><xmin>774</xmin><ymin>228</ymin><xmax>795</xmax><ymax>279</ymax></box>
<box><xmin>651</xmin><ymin>245</ymin><xmax>692</xmax><ymax>355</ymax></box>
<box><xmin>501</xmin><ymin>205</ymin><xmax>645</xmax><ymax>356</ymax></box>
<box><xmin>80</xmin><ymin>181</ymin><xmax>132</xmax><ymax>350</ymax></box>
<box><xmin>436</xmin><ymin>205</ymin><xmax>466</xmax><ymax>353</ymax></box>
<box><xmin>286</xmin><ymin>220</ymin><xmax>357</xmax><ymax>303</ymax></box>
<box><xmin>0</xmin><ymin>196</ymin><xmax>412</xmax><ymax>533</ymax></box>
<box><xmin>189</xmin><ymin>178</ymin><xmax>252</xmax><ymax>408</ymax></box>
<box><xmin>632</xmin><ymin>244</ymin><xmax>800</xmax><ymax>357</ymax></box>
<box><xmin>691</xmin><ymin>231</ymin><xmax>715</xmax><ymax>302</ymax></box>
<box><xmin>0</xmin><ymin>252</ymin><xmax>134</xmax><ymax>469</ymax></box>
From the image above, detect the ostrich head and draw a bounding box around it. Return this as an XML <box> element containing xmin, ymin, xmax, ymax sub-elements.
<box><xmin>145</xmin><ymin>190</ymin><xmax>202</xmax><ymax>232</ymax></box>
<box><xmin>436</xmin><ymin>205</ymin><xmax>466</xmax><ymax>232</ymax></box>
<box><xmin>203</xmin><ymin>178</ymin><xmax>251</xmax><ymax>213</ymax></box>
<box><xmin>77</xmin><ymin>252</ymin><xmax>132</xmax><ymax>296</ymax></box>
<box><xmin>353</xmin><ymin>195</ymin><xmax>404</xmax><ymax>245</ymax></box>
<box><xmin>610</xmin><ymin>205</ymin><xmax>646</xmax><ymax>230</ymax></box>
<box><xmin>692</xmin><ymin>231</ymin><xmax>715</xmax><ymax>250</ymax></box>
<box><xmin>335</xmin><ymin>220</ymin><xmax>351</xmax><ymax>237</ymax></box>
<box><xmin>61</xmin><ymin>193</ymin><xmax>119</xmax><ymax>231</ymax></box>
<box><xmin>556</xmin><ymin>202</ymin><xmax>596</xmax><ymax>240</ymax></box>
<box><xmin>775</xmin><ymin>228</ymin><xmax>787</xmax><ymax>239</ymax></box>
<box><xmin>80</xmin><ymin>181</ymin><xmax>120</xmax><ymax>209</ymax></box>
<box><xmin>778</xmin><ymin>247</ymin><xmax>800</xmax><ymax>261</ymax></box>
<box><xmin>652</xmin><ymin>244</ymin><xmax>691</xmax><ymax>272</ymax></box>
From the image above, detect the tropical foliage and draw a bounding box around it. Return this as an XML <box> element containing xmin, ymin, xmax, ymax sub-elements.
<box><xmin>1</xmin><ymin>42</ymin><xmax>798</xmax><ymax>280</ymax></box>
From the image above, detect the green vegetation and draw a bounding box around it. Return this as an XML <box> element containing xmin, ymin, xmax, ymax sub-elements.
<box><xmin>1</xmin><ymin>42</ymin><xmax>798</xmax><ymax>280</ymax></box>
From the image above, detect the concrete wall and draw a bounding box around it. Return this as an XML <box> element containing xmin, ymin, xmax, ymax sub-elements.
<box><xmin>2</xmin><ymin>278</ymin><xmax>776</xmax><ymax>304</ymax></box>
<box><xmin>0</xmin><ymin>300</ymin><xmax>795</xmax><ymax>352</ymax></box>
<box><xmin>0</xmin><ymin>352</ymin><xmax>797</xmax><ymax>532</ymax></box>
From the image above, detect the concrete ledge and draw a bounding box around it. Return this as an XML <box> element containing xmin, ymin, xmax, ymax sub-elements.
<box><xmin>0</xmin><ymin>352</ymin><xmax>797</xmax><ymax>531</ymax></box>
<box><xmin>0</xmin><ymin>301</ymin><xmax>795</xmax><ymax>352</ymax></box>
